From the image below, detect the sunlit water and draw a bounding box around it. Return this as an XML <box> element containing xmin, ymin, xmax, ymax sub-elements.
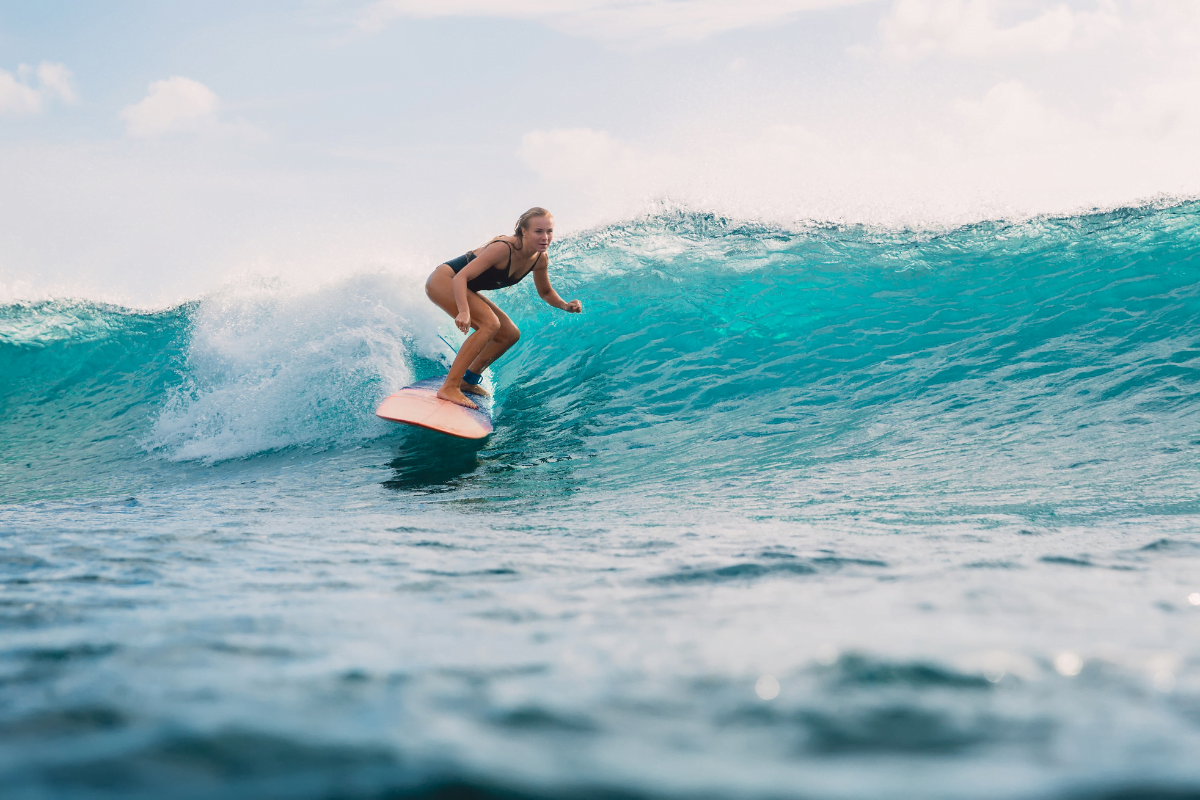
<box><xmin>3</xmin><ymin>204</ymin><xmax>1200</xmax><ymax>799</ymax></box>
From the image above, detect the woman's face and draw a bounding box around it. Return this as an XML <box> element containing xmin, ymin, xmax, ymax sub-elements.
<box><xmin>523</xmin><ymin>216</ymin><xmax>554</xmax><ymax>252</ymax></box>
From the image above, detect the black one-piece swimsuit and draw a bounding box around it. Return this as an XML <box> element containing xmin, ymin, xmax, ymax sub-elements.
<box><xmin>444</xmin><ymin>239</ymin><xmax>541</xmax><ymax>293</ymax></box>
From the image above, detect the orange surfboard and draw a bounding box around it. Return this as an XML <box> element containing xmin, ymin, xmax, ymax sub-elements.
<box><xmin>375</xmin><ymin>377</ymin><xmax>493</xmax><ymax>439</ymax></box>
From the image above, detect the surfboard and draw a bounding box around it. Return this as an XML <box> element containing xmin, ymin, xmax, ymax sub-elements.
<box><xmin>375</xmin><ymin>376</ymin><xmax>493</xmax><ymax>439</ymax></box>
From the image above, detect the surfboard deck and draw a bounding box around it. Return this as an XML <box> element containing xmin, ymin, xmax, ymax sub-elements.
<box><xmin>375</xmin><ymin>376</ymin><xmax>493</xmax><ymax>439</ymax></box>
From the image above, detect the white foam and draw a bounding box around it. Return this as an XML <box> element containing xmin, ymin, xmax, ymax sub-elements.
<box><xmin>145</xmin><ymin>268</ymin><xmax>445</xmax><ymax>463</ymax></box>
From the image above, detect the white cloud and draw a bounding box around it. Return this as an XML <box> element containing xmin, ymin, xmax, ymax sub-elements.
<box><xmin>35</xmin><ymin>62</ymin><xmax>78</xmax><ymax>104</ymax></box>
<box><xmin>954</xmin><ymin>80</ymin><xmax>1068</xmax><ymax>142</ymax></box>
<box><xmin>0</xmin><ymin>61</ymin><xmax>77</xmax><ymax>115</ymax></box>
<box><xmin>121</xmin><ymin>76</ymin><xmax>219</xmax><ymax>138</ymax></box>
<box><xmin>515</xmin><ymin>69</ymin><xmax>1200</xmax><ymax>232</ymax></box>
<box><xmin>519</xmin><ymin>127</ymin><xmax>673</xmax><ymax>190</ymax></box>
<box><xmin>0</xmin><ymin>70</ymin><xmax>41</xmax><ymax>115</ymax></box>
<box><xmin>358</xmin><ymin>0</ymin><xmax>871</xmax><ymax>43</ymax></box>
<box><xmin>878</xmin><ymin>0</ymin><xmax>1121</xmax><ymax>60</ymax></box>
<box><xmin>518</xmin><ymin>124</ymin><xmax>849</xmax><ymax>222</ymax></box>
<box><xmin>1105</xmin><ymin>73</ymin><xmax>1200</xmax><ymax>140</ymax></box>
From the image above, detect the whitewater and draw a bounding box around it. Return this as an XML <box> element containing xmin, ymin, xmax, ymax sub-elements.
<box><xmin>3</xmin><ymin>201</ymin><xmax>1200</xmax><ymax>799</ymax></box>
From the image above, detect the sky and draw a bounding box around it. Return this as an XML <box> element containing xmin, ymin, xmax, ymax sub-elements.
<box><xmin>2</xmin><ymin>0</ymin><xmax>1199</xmax><ymax>304</ymax></box>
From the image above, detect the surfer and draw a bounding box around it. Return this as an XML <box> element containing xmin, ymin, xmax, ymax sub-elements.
<box><xmin>425</xmin><ymin>207</ymin><xmax>583</xmax><ymax>409</ymax></box>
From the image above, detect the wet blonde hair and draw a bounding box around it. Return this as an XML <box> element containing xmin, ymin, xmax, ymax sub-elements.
<box><xmin>514</xmin><ymin>207</ymin><xmax>553</xmax><ymax>248</ymax></box>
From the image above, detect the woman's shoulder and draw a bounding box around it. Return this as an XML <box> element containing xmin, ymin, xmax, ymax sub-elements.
<box><xmin>469</xmin><ymin>236</ymin><xmax>516</xmax><ymax>257</ymax></box>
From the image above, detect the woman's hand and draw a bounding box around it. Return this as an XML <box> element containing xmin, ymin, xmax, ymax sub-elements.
<box><xmin>565</xmin><ymin>300</ymin><xmax>583</xmax><ymax>313</ymax></box>
<box><xmin>455</xmin><ymin>311</ymin><xmax>472</xmax><ymax>333</ymax></box>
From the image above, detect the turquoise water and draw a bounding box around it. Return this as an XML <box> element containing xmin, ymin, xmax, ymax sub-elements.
<box><xmin>3</xmin><ymin>203</ymin><xmax>1200</xmax><ymax>798</ymax></box>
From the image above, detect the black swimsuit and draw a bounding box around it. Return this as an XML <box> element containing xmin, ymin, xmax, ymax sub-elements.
<box><xmin>445</xmin><ymin>238</ymin><xmax>541</xmax><ymax>293</ymax></box>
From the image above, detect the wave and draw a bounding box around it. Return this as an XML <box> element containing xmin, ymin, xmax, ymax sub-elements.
<box><xmin>495</xmin><ymin>200</ymin><xmax>1200</xmax><ymax>511</ymax></box>
<box><xmin>0</xmin><ymin>300</ymin><xmax>191</xmax><ymax>501</ymax></box>
<box><xmin>3</xmin><ymin>202</ymin><xmax>1199</xmax><ymax>506</ymax></box>
<box><xmin>0</xmin><ymin>273</ymin><xmax>444</xmax><ymax>500</ymax></box>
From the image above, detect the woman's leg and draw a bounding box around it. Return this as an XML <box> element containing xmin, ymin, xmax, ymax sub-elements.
<box><xmin>467</xmin><ymin>293</ymin><xmax>521</xmax><ymax>377</ymax></box>
<box><xmin>425</xmin><ymin>265</ymin><xmax>500</xmax><ymax>409</ymax></box>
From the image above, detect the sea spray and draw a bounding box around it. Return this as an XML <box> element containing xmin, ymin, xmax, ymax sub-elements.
<box><xmin>146</xmin><ymin>272</ymin><xmax>439</xmax><ymax>463</ymax></box>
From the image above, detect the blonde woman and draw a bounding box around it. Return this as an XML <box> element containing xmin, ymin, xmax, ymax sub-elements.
<box><xmin>425</xmin><ymin>208</ymin><xmax>582</xmax><ymax>409</ymax></box>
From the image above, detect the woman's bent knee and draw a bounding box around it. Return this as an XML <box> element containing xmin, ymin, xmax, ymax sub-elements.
<box><xmin>476</xmin><ymin>315</ymin><xmax>501</xmax><ymax>337</ymax></box>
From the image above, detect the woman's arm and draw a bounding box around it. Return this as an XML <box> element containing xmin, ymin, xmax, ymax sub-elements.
<box><xmin>449</xmin><ymin>242</ymin><xmax>508</xmax><ymax>331</ymax></box>
<box><xmin>533</xmin><ymin>260</ymin><xmax>582</xmax><ymax>313</ymax></box>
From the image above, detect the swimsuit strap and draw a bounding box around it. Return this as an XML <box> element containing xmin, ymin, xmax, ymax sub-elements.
<box><xmin>523</xmin><ymin>251</ymin><xmax>545</xmax><ymax>280</ymax></box>
<box><xmin>487</xmin><ymin>236</ymin><xmax>515</xmax><ymax>274</ymax></box>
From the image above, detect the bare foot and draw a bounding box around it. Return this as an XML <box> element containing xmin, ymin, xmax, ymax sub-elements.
<box><xmin>437</xmin><ymin>385</ymin><xmax>479</xmax><ymax>409</ymax></box>
<box><xmin>461</xmin><ymin>381</ymin><xmax>491</xmax><ymax>398</ymax></box>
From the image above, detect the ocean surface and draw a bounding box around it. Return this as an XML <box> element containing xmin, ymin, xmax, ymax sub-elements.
<box><xmin>3</xmin><ymin>203</ymin><xmax>1200</xmax><ymax>799</ymax></box>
